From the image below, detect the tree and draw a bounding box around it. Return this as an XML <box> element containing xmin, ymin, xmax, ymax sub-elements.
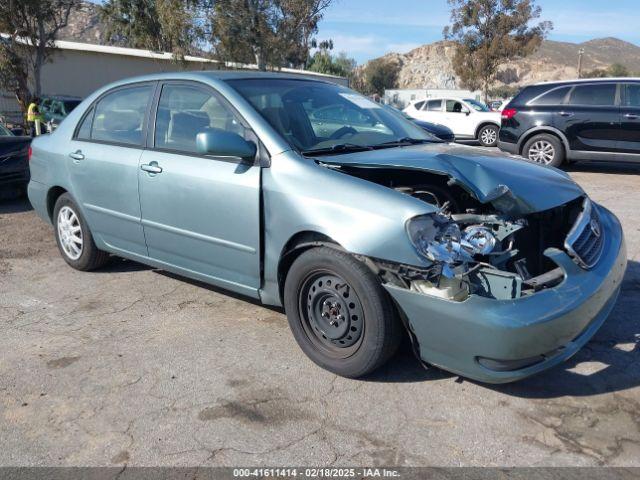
<box><xmin>0</xmin><ymin>0</ymin><xmax>79</xmax><ymax>114</ymax></box>
<box><xmin>307</xmin><ymin>40</ymin><xmax>357</xmax><ymax>78</ymax></box>
<box><xmin>444</xmin><ymin>0</ymin><xmax>552</xmax><ymax>101</ymax></box>
<box><xmin>100</xmin><ymin>0</ymin><xmax>207</xmax><ymax>59</ymax></box>
<box><xmin>362</xmin><ymin>58</ymin><xmax>399</xmax><ymax>96</ymax></box>
<box><xmin>608</xmin><ymin>63</ymin><xmax>629</xmax><ymax>77</ymax></box>
<box><xmin>208</xmin><ymin>0</ymin><xmax>333</xmax><ymax>70</ymax></box>
<box><xmin>584</xmin><ymin>63</ymin><xmax>630</xmax><ymax>79</ymax></box>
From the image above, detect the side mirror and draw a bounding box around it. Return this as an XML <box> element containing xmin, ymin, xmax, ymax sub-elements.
<box><xmin>463</xmin><ymin>109</ymin><xmax>471</xmax><ymax>116</ymax></box>
<box><xmin>196</xmin><ymin>129</ymin><xmax>257</xmax><ymax>160</ymax></box>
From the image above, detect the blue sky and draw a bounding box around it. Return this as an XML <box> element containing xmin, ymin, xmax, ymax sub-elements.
<box><xmin>88</xmin><ymin>0</ymin><xmax>640</xmax><ymax>64</ymax></box>
<box><xmin>317</xmin><ymin>0</ymin><xmax>640</xmax><ymax>63</ymax></box>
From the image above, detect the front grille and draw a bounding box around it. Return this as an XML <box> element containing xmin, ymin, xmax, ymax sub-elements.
<box><xmin>564</xmin><ymin>198</ymin><xmax>604</xmax><ymax>269</ymax></box>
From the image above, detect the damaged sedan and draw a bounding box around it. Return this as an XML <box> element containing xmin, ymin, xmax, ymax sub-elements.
<box><xmin>27</xmin><ymin>72</ymin><xmax>627</xmax><ymax>383</ymax></box>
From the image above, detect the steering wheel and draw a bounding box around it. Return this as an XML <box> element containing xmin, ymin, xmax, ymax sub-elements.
<box><xmin>329</xmin><ymin>126</ymin><xmax>358</xmax><ymax>140</ymax></box>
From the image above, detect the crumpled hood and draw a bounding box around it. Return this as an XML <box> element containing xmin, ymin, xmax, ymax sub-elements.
<box><xmin>318</xmin><ymin>143</ymin><xmax>584</xmax><ymax>214</ymax></box>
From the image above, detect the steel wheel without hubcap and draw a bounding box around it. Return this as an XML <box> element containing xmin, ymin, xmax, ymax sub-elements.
<box><xmin>298</xmin><ymin>271</ymin><xmax>365</xmax><ymax>358</ymax></box>
<box><xmin>480</xmin><ymin>127</ymin><xmax>497</xmax><ymax>146</ymax></box>
<box><xmin>57</xmin><ymin>206</ymin><xmax>83</xmax><ymax>260</ymax></box>
<box><xmin>528</xmin><ymin>140</ymin><xmax>555</xmax><ymax>165</ymax></box>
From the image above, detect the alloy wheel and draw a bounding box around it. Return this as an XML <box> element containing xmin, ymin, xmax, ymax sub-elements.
<box><xmin>57</xmin><ymin>206</ymin><xmax>83</xmax><ymax>260</ymax></box>
<box><xmin>480</xmin><ymin>127</ymin><xmax>497</xmax><ymax>146</ymax></box>
<box><xmin>528</xmin><ymin>140</ymin><xmax>555</xmax><ymax>165</ymax></box>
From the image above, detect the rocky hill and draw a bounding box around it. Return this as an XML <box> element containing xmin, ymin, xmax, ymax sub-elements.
<box><xmin>57</xmin><ymin>2</ymin><xmax>105</xmax><ymax>45</ymax></box>
<box><xmin>365</xmin><ymin>37</ymin><xmax>640</xmax><ymax>91</ymax></box>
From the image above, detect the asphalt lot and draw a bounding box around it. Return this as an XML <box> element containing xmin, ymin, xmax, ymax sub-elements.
<box><xmin>1</xmin><ymin>155</ymin><xmax>639</xmax><ymax>467</ymax></box>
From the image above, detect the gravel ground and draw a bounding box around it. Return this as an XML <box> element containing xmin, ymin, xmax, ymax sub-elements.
<box><xmin>0</xmin><ymin>159</ymin><xmax>639</xmax><ymax>467</ymax></box>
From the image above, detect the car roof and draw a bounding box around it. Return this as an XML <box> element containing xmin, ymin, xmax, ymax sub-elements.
<box><xmin>104</xmin><ymin>70</ymin><xmax>338</xmax><ymax>86</ymax></box>
<box><xmin>532</xmin><ymin>77</ymin><xmax>640</xmax><ymax>87</ymax></box>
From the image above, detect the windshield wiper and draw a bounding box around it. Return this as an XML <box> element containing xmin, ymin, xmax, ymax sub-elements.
<box><xmin>302</xmin><ymin>143</ymin><xmax>374</xmax><ymax>156</ymax></box>
<box><xmin>372</xmin><ymin>137</ymin><xmax>434</xmax><ymax>148</ymax></box>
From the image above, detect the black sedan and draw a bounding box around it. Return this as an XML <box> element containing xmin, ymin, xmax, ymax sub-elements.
<box><xmin>382</xmin><ymin>104</ymin><xmax>455</xmax><ymax>142</ymax></box>
<box><xmin>0</xmin><ymin>124</ymin><xmax>31</xmax><ymax>195</ymax></box>
<box><xmin>410</xmin><ymin>118</ymin><xmax>455</xmax><ymax>142</ymax></box>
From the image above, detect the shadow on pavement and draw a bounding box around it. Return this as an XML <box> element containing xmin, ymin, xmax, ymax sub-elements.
<box><xmin>0</xmin><ymin>195</ymin><xmax>32</xmax><ymax>214</ymax></box>
<box><xmin>565</xmin><ymin>161</ymin><xmax>640</xmax><ymax>176</ymax></box>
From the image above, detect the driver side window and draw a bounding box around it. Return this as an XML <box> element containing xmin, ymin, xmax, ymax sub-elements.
<box><xmin>446</xmin><ymin>100</ymin><xmax>465</xmax><ymax>113</ymax></box>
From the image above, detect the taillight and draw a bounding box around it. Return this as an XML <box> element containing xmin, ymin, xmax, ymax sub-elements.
<box><xmin>501</xmin><ymin>108</ymin><xmax>517</xmax><ymax>120</ymax></box>
<box><xmin>28</xmin><ymin>146</ymin><xmax>33</xmax><ymax>161</ymax></box>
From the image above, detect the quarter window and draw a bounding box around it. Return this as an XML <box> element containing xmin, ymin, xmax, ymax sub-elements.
<box><xmin>568</xmin><ymin>84</ymin><xmax>616</xmax><ymax>106</ymax></box>
<box><xmin>90</xmin><ymin>85</ymin><xmax>152</xmax><ymax>145</ymax></box>
<box><xmin>76</xmin><ymin>107</ymin><xmax>94</xmax><ymax>140</ymax></box>
<box><xmin>155</xmin><ymin>84</ymin><xmax>244</xmax><ymax>154</ymax></box>
<box><xmin>530</xmin><ymin>86</ymin><xmax>571</xmax><ymax>106</ymax></box>
<box><xmin>413</xmin><ymin>101</ymin><xmax>425</xmax><ymax>110</ymax></box>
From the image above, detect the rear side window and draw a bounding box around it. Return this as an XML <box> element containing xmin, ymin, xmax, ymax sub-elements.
<box><xmin>425</xmin><ymin>99</ymin><xmax>442</xmax><ymax>111</ymax></box>
<box><xmin>530</xmin><ymin>86</ymin><xmax>570</xmax><ymax>105</ymax></box>
<box><xmin>90</xmin><ymin>85</ymin><xmax>152</xmax><ymax>146</ymax></box>
<box><xmin>568</xmin><ymin>84</ymin><xmax>617</xmax><ymax>106</ymax></box>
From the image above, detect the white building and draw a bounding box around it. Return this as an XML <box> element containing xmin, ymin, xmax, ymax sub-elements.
<box><xmin>0</xmin><ymin>39</ymin><xmax>347</xmax><ymax>123</ymax></box>
<box><xmin>383</xmin><ymin>88</ymin><xmax>481</xmax><ymax>109</ymax></box>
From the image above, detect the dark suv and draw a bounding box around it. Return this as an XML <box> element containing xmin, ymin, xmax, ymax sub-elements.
<box><xmin>498</xmin><ymin>78</ymin><xmax>640</xmax><ymax>167</ymax></box>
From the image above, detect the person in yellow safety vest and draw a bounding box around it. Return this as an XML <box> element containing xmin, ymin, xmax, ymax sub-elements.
<box><xmin>27</xmin><ymin>98</ymin><xmax>43</xmax><ymax>136</ymax></box>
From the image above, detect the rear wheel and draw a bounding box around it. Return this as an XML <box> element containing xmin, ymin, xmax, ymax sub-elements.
<box><xmin>53</xmin><ymin>193</ymin><xmax>109</xmax><ymax>271</ymax></box>
<box><xmin>284</xmin><ymin>247</ymin><xmax>402</xmax><ymax>378</ymax></box>
<box><xmin>522</xmin><ymin>133</ymin><xmax>565</xmax><ymax>167</ymax></box>
<box><xmin>477</xmin><ymin>124</ymin><xmax>499</xmax><ymax>147</ymax></box>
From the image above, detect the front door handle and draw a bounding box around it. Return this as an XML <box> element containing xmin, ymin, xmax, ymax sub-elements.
<box><xmin>624</xmin><ymin>113</ymin><xmax>639</xmax><ymax>119</ymax></box>
<box><xmin>69</xmin><ymin>150</ymin><xmax>84</xmax><ymax>161</ymax></box>
<box><xmin>140</xmin><ymin>162</ymin><xmax>163</xmax><ymax>174</ymax></box>
<box><xmin>558</xmin><ymin>111</ymin><xmax>574</xmax><ymax>117</ymax></box>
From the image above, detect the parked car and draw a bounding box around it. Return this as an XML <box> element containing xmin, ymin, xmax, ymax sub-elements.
<box><xmin>28</xmin><ymin>72</ymin><xmax>626</xmax><ymax>383</ymax></box>
<box><xmin>404</xmin><ymin>97</ymin><xmax>501</xmax><ymax>147</ymax></box>
<box><xmin>0</xmin><ymin>123</ymin><xmax>31</xmax><ymax>193</ymax></box>
<box><xmin>498</xmin><ymin>78</ymin><xmax>640</xmax><ymax>167</ymax></box>
<box><xmin>41</xmin><ymin>95</ymin><xmax>82</xmax><ymax>131</ymax></box>
<box><xmin>383</xmin><ymin>104</ymin><xmax>455</xmax><ymax>142</ymax></box>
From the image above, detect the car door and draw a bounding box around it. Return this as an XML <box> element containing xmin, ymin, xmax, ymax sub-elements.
<box><xmin>138</xmin><ymin>81</ymin><xmax>261</xmax><ymax>296</ymax></box>
<box><xmin>618</xmin><ymin>82</ymin><xmax>640</xmax><ymax>156</ymax></box>
<box><xmin>415</xmin><ymin>99</ymin><xmax>443</xmax><ymax>123</ymax></box>
<box><xmin>443</xmin><ymin>99</ymin><xmax>474</xmax><ymax>137</ymax></box>
<box><xmin>67</xmin><ymin>82</ymin><xmax>154</xmax><ymax>257</ymax></box>
<box><xmin>561</xmin><ymin>82</ymin><xmax>620</xmax><ymax>153</ymax></box>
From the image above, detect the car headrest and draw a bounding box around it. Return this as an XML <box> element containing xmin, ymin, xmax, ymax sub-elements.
<box><xmin>103</xmin><ymin>110</ymin><xmax>142</xmax><ymax>132</ymax></box>
<box><xmin>169</xmin><ymin>111</ymin><xmax>210</xmax><ymax>143</ymax></box>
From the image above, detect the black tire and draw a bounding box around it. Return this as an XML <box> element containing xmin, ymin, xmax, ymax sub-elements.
<box><xmin>284</xmin><ymin>246</ymin><xmax>402</xmax><ymax>378</ymax></box>
<box><xmin>522</xmin><ymin>133</ymin><xmax>565</xmax><ymax>168</ymax></box>
<box><xmin>477</xmin><ymin>124</ymin><xmax>499</xmax><ymax>147</ymax></box>
<box><xmin>53</xmin><ymin>193</ymin><xmax>109</xmax><ymax>271</ymax></box>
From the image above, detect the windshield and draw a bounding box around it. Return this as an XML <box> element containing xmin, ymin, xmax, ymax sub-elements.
<box><xmin>463</xmin><ymin>99</ymin><xmax>490</xmax><ymax>112</ymax></box>
<box><xmin>227</xmin><ymin>78</ymin><xmax>433</xmax><ymax>154</ymax></box>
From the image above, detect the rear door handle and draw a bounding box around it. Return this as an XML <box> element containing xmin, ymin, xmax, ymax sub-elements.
<box><xmin>624</xmin><ymin>113</ymin><xmax>639</xmax><ymax>119</ymax></box>
<box><xmin>558</xmin><ymin>111</ymin><xmax>574</xmax><ymax>117</ymax></box>
<box><xmin>68</xmin><ymin>150</ymin><xmax>84</xmax><ymax>161</ymax></box>
<box><xmin>140</xmin><ymin>163</ymin><xmax>162</xmax><ymax>174</ymax></box>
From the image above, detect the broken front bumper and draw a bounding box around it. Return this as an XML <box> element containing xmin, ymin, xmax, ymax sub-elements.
<box><xmin>384</xmin><ymin>205</ymin><xmax>627</xmax><ymax>384</ymax></box>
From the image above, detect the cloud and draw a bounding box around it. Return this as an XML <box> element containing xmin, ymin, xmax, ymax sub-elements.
<box><xmin>317</xmin><ymin>33</ymin><xmax>422</xmax><ymax>62</ymax></box>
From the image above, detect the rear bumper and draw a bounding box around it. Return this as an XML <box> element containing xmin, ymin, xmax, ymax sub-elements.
<box><xmin>385</xmin><ymin>205</ymin><xmax>626</xmax><ymax>384</ymax></box>
<box><xmin>497</xmin><ymin>140</ymin><xmax>519</xmax><ymax>155</ymax></box>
